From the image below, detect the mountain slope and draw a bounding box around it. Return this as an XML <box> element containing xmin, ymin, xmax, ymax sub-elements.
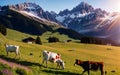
<box><xmin>8</xmin><ymin>2</ymin><xmax>58</xmax><ymax>23</ymax></box>
<box><xmin>56</xmin><ymin>2</ymin><xmax>108</xmax><ymax>28</ymax></box>
<box><xmin>0</xmin><ymin>2</ymin><xmax>120</xmax><ymax>45</ymax></box>
<box><xmin>0</xmin><ymin>5</ymin><xmax>82</xmax><ymax>39</ymax></box>
<box><xmin>55</xmin><ymin>2</ymin><xmax>120</xmax><ymax>45</ymax></box>
<box><xmin>0</xmin><ymin>8</ymin><xmax>54</xmax><ymax>35</ymax></box>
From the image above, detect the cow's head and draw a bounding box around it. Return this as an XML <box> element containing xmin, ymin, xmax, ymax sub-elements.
<box><xmin>60</xmin><ymin>61</ymin><xmax>65</xmax><ymax>69</ymax></box>
<box><xmin>74</xmin><ymin>59</ymin><xmax>82</xmax><ymax>66</ymax></box>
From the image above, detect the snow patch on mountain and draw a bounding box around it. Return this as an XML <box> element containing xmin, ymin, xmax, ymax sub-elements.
<box><xmin>20</xmin><ymin>11</ymin><xmax>51</xmax><ymax>23</ymax></box>
<box><xmin>19</xmin><ymin>10</ymin><xmax>60</xmax><ymax>26</ymax></box>
<box><xmin>56</xmin><ymin>15</ymin><xmax>65</xmax><ymax>22</ymax></box>
<box><xmin>70</xmin><ymin>14</ymin><xmax>75</xmax><ymax>18</ymax></box>
<box><xmin>20</xmin><ymin>11</ymin><xmax>39</xmax><ymax>18</ymax></box>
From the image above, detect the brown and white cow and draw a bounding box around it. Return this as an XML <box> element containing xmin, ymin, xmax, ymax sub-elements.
<box><xmin>42</xmin><ymin>50</ymin><xmax>65</xmax><ymax>69</ymax></box>
<box><xmin>74</xmin><ymin>59</ymin><xmax>104</xmax><ymax>75</ymax></box>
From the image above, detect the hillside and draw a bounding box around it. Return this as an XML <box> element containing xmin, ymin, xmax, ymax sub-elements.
<box><xmin>0</xmin><ymin>29</ymin><xmax>120</xmax><ymax>75</ymax></box>
<box><xmin>0</xmin><ymin>8</ymin><xmax>58</xmax><ymax>35</ymax></box>
<box><xmin>0</xmin><ymin>7</ymin><xmax>82</xmax><ymax>40</ymax></box>
<box><xmin>6</xmin><ymin>28</ymin><xmax>80</xmax><ymax>42</ymax></box>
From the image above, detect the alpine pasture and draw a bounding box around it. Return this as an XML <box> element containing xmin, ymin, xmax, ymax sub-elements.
<box><xmin>0</xmin><ymin>29</ymin><xmax>120</xmax><ymax>75</ymax></box>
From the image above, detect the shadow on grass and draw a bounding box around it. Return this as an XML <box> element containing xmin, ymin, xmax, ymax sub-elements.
<box><xmin>0</xmin><ymin>55</ymin><xmax>43</xmax><ymax>67</ymax></box>
<box><xmin>42</xmin><ymin>69</ymin><xmax>81</xmax><ymax>75</ymax></box>
<box><xmin>0</xmin><ymin>55</ymin><xmax>83</xmax><ymax>75</ymax></box>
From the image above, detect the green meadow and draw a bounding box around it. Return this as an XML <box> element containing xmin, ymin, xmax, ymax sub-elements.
<box><xmin>0</xmin><ymin>29</ymin><xmax>120</xmax><ymax>75</ymax></box>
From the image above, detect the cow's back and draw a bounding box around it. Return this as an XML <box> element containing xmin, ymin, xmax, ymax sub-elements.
<box><xmin>80</xmin><ymin>61</ymin><xmax>90</xmax><ymax>70</ymax></box>
<box><xmin>89</xmin><ymin>61</ymin><xmax>103</xmax><ymax>70</ymax></box>
<box><xmin>49</xmin><ymin>52</ymin><xmax>58</xmax><ymax>62</ymax></box>
<box><xmin>6</xmin><ymin>45</ymin><xmax>18</xmax><ymax>52</ymax></box>
<box><xmin>43</xmin><ymin>50</ymin><xmax>60</xmax><ymax>63</ymax></box>
<box><xmin>50</xmin><ymin>53</ymin><xmax>57</xmax><ymax>59</ymax></box>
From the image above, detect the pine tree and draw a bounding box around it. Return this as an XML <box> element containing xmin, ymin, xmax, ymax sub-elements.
<box><xmin>48</xmin><ymin>36</ymin><xmax>59</xmax><ymax>43</ymax></box>
<box><xmin>0</xmin><ymin>24</ymin><xmax>7</xmax><ymax>35</ymax></box>
<box><xmin>35</xmin><ymin>36</ymin><xmax>42</xmax><ymax>45</ymax></box>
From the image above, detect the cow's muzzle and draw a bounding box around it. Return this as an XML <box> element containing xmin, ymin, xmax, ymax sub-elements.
<box><xmin>74</xmin><ymin>63</ymin><xmax>76</xmax><ymax>66</ymax></box>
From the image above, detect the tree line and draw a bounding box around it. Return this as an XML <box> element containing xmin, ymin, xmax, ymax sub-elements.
<box><xmin>0</xmin><ymin>23</ymin><xmax>7</xmax><ymax>35</ymax></box>
<box><xmin>80</xmin><ymin>36</ymin><xmax>110</xmax><ymax>45</ymax></box>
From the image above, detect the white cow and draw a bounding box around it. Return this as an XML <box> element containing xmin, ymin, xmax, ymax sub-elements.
<box><xmin>5</xmin><ymin>44</ymin><xmax>20</xmax><ymax>58</ymax></box>
<box><xmin>42</xmin><ymin>50</ymin><xmax>65</xmax><ymax>69</ymax></box>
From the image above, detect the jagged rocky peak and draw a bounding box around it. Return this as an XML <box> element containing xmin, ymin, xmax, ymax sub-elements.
<box><xmin>8</xmin><ymin>2</ymin><xmax>43</xmax><ymax>11</ymax></box>
<box><xmin>59</xmin><ymin>9</ymin><xmax>70</xmax><ymax>16</ymax></box>
<box><xmin>50</xmin><ymin>11</ymin><xmax>57</xmax><ymax>16</ymax></box>
<box><xmin>71</xmin><ymin>1</ymin><xmax>94</xmax><ymax>13</ymax></box>
<box><xmin>56</xmin><ymin>1</ymin><xmax>108</xmax><ymax>24</ymax></box>
<box><xmin>14</xmin><ymin>2</ymin><xmax>58</xmax><ymax>22</ymax></box>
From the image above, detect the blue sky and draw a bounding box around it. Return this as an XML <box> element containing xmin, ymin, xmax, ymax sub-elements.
<box><xmin>0</xmin><ymin>0</ymin><xmax>120</xmax><ymax>13</ymax></box>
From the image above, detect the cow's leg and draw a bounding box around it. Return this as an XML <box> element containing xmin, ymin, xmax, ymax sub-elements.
<box><xmin>42</xmin><ymin>59</ymin><xmax>47</xmax><ymax>68</ymax></box>
<box><xmin>100</xmin><ymin>65</ymin><xmax>104</xmax><ymax>75</ymax></box>
<box><xmin>42</xmin><ymin>59</ymin><xmax>45</xmax><ymax>65</ymax></box>
<box><xmin>82</xmin><ymin>70</ymin><xmax>86</xmax><ymax>75</ymax></box>
<box><xmin>57</xmin><ymin>63</ymin><xmax>60</xmax><ymax>69</ymax></box>
<box><xmin>6</xmin><ymin>51</ymin><xmax>8</xmax><ymax>56</ymax></box>
<box><xmin>59</xmin><ymin>63</ymin><xmax>61</xmax><ymax>69</ymax></box>
<box><xmin>14</xmin><ymin>53</ymin><xmax>17</xmax><ymax>58</ymax></box>
<box><xmin>88</xmin><ymin>70</ymin><xmax>90</xmax><ymax>75</ymax></box>
<box><xmin>56</xmin><ymin>63</ymin><xmax>59</xmax><ymax>69</ymax></box>
<box><xmin>45</xmin><ymin>60</ymin><xmax>48</xmax><ymax>68</ymax></box>
<box><xmin>18</xmin><ymin>51</ymin><xmax>20</xmax><ymax>59</ymax></box>
<box><xmin>42</xmin><ymin>59</ymin><xmax>48</xmax><ymax>68</ymax></box>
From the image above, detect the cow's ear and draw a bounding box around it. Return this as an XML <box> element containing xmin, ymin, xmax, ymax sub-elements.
<box><xmin>58</xmin><ymin>53</ymin><xmax>61</xmax><ymax>56</ymax></box>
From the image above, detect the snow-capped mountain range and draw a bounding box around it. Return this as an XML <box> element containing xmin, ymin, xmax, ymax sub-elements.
<box><xmin>0</xmin><ymin>2</ymin><xmax>120</xmax><ymax>44</ymax></box>
<box><xmin>8</xmin><ymin>2</ymin><xmax>58</xmax><ymax>22</ymax></box>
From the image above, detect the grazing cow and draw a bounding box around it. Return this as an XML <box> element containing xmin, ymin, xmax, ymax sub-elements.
<box><xmin>74</xmin><ymin>59</ymin><xmax>104</xmax><ymax>75</ymax></box>
<box><xmin>42</xmin><ymin>50</ymin><xmax>65</xmax><ymax>69</ymax></box>
<box><xmin>5</xmin><ymin>44</ymin><xmax>20</xmax><ymax>58</ymax></box>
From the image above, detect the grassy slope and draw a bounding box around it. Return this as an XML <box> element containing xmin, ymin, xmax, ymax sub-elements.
<box><xmin>0</xmin><ymin>29</ymin><xmax>120</xmax><ymax>75</ymax></box>
<box><xmin>6</xmin><ymin>28</ymin><xmax>76</xmax><ymax>43</ymax></box>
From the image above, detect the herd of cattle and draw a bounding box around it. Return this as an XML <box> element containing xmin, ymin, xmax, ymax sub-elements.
<box><xmin>4</xmin><ymin>44</ymin><xmax>104</xmax><ymax>75</ymax></box>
